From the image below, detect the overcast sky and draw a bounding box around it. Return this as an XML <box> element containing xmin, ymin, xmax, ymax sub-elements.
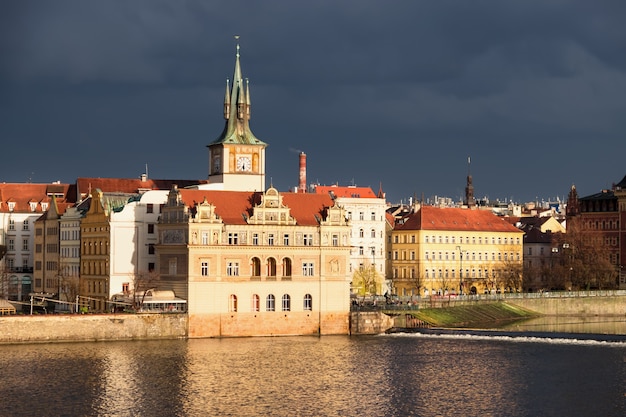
<box><xmin>2</xmin><ymin>0</ymin><xmax>625</xmax><ymax>204</ymax></box>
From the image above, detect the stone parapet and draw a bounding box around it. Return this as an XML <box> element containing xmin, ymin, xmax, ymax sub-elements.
<box><xmin>0</xmin><ymin>314</ymin><xmax>187</xmax><ymax>344</ymax></box>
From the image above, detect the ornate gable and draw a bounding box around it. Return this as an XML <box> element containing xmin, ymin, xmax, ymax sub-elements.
<box><xmin>193</xmin><ymin>197</ymin><xmax>222</xmax><ymax>224</ymax></box>
<box><xmin>247</xmin><ymin>187</ymin><xmax>296</xmax><ymax>225</ymax></box>
<box><xmin>320</xmin><ymin>202</ymin><xmax>348</xmax><ymax>226</ymax></box>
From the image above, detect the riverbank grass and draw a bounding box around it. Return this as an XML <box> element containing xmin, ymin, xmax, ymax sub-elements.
<box><xmin>414</xmin><ymin>302</ymin><xmax>539</xmax><ymax>328</ymax></box>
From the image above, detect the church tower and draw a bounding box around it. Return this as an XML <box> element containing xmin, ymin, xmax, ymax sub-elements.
<box><xmin>464</xmin><ymin>156</ymin><xmax>476</xmax><ymax>207</ymax></box>
<box><xmin>207</xmin><ymin>38</ymin><xmax>267</xmax><ymax>191</ymax></box>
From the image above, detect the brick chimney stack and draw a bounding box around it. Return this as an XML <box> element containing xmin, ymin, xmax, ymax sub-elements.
<box><xmin>298</xmin><ymin>152</ymin><xmax>306</xmax><ymax>193</ymax></box>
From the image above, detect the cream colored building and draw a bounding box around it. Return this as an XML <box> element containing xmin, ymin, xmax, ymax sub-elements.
<box><xmin>391</xmin><ymin>206</ymin><xmax>524</xmax><ymax>296</ymax></box>
<box><xmin>157</xmin><ymin>186</ymin><xmax>352</xmax><ymax>337</ymax></box>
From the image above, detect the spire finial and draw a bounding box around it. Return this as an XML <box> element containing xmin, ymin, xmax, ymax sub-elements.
<box><xmin>234</xmin><ymin>35</ymin><xmax>240</xmax><ymax>57</ymax></box>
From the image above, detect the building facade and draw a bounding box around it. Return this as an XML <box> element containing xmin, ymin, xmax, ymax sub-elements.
<box><xmin>566</xmin><ymin>175</ymin><xmax>626</xmax><ymax>289</ymax></box>
<box><xmin>0</xmin><ymin>183</ymin><xmax>71</xmax><ymax>302</ymax></box>
<box><xmin>157</xmin><ymin>186</ymin><xmax>352</xmax><ymax>337</ymax></box>
<box><xmin>313</xmin><ymin>185</ymin><xmax>388</xmax><ymax>295</ymax></box>
<box><xmin>391</xmin><ymin>206</ymin><xmax>525</xmax><ymax>296</ymax></box>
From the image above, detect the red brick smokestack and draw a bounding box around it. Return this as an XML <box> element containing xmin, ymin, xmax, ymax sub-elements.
<box><xmin>298</xmin><ymin>152</ymin><xmax>306</xmax><ymax>193</ymax></box>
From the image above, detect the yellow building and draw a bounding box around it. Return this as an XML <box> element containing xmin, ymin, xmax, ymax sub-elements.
<box><xmin>391</xmin><ymin>206</ymin><xmax>524</xmax><ymax>296</ymax></box>
<box><xmin>157</xmin><ymin>185</ymin><xmax>352</xmax><ymax>337</ymax></box>
<box><xmin>79</xmin><ymin>190</ymin><xmax>110</xmax><ymax>312</ymax></box>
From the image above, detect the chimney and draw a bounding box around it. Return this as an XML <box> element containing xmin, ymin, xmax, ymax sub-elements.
<box><xmin>298</xmin><ymin>152</ymin><xmax>306</xmax><ymax>193</ymax></box>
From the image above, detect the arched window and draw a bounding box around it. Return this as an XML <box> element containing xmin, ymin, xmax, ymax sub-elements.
<box><xmin>266</xmin><ymin>294</ymin><xmax>275</xmax><ymax>311</ymax></box>
<box><xmin>267</xmin><ymin>257</ymin><xmax>277</xmax><ymax>277</ymax></box>
<box><xmin>251</xmin><ymin>294</ymin><xmax>260</xmax><ymax>312</ymax></box>
<box><xmin>303</xmin><ymin>294</ymin><xmax>312</xmax><ymax>311</ymax></box>
<box><xmin>359</xmin><ymin>228</ymin><xmax>364</xmax><ymax>238</ymax></box>
<box><xmin>229</xmin><ymin>294</ymin><xmax>237</xmax><ymax>312</ymax></box>
<box><xmin>371</xmin><ymin>229</ymin><xmax>376</xmax><ymax>238</ymax></box>
<box><xmin>282</xmin><ymin>258</ymin><xmax>292</xmax><ymax>277</ymax></box>
<box><xmin>251</xmin><ymin>257</ymin><xmax>261</xmax><ymax>277</ymax></box>
<box><xmin>282</xmin><ymin>294</ymin><xmax>291</xmax><ymax>311</ymax></box>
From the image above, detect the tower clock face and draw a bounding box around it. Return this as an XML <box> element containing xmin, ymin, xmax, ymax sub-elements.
<box><xmin>236</xmin><ymin>156</ymin><xmax>251</xmax><ymax>172</ymax></box>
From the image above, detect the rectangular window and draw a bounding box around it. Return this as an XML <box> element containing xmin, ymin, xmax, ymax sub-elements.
<box><xmin>252</xmin><ymin>233</ymin><xmax>259</xmax><ymax>245</ymax></box>
<box><xmin>23</xmin><ymin>220</ymin><xmax>29</xmax><ymax>230</ymax></box>
<box><xmin>283</xmin><ymin>234</ymin><xmax>289</xmax><ymax>246</ymax></box>
<box><xmin>227</xmin><ymin>262</ymin><xmax>239</xmax><ymax>276</ymax></box>
<box><xmin>8</xmin><ymin>219</ymin><xmax>15</xmax><ymax>230</ymax></box>
<box><xmin>359</xmin><ymin>212</ymin><xmax>364</xmax><ymax>220</ymax></box>
<box><xmin>332</xmin><ymin>234</ymin><xmax>338</xmax><ymax>246</ymax></box>
<box><xmin>36</xmin><ymin>244</ymin><xmax>42</xmax><ymax>253</ymax></box>
<box><xmin>359</xmin><ymin>246</ymin><xmax>364</xmax><ymax>255</ymax></box>
<box><xmin>371</xmin><ymin>212</ymin><xmax>376</xmax><ymax>221</ymax></box>
<box><xmin>228</xmin><ymin>233</ymin><xmax>239</xmax><ymax>245</ymax></box>
<box><xmin>148</xmin><ymin>263</ymin><xmax>155</xmax><ymax>272</ymax></box>
<box><xmin>148</xmin><ymin>244</ymin><xmax>155</xmax><ymax>255</ymax></box>
<box><xmin>23</xmin><ymin>239</ymin><xmax>29</xmax><ymax>251</ymax></box>
<box><xmin>201</xmin><ymin>232</ymin><xmax>209</xmax><ymax>245</ymax></box>
<box><xmin>146</xmin><ymin>203</ymin><xmax>154</xmax><ymax>213</ymax></box>
<box><xmin>147</xmin><ymin>224</ymin><xmax>155</xmax><ymax>234</ymax></box>
<box><xmin>268</xmin><ymin>234</ymin><xmax>274</xmax><ymax>246</ymax></box>
<box><xmin>7</xmin><ymin>239</ymin><xmax>14</xmax><ymax>251</ymax></box>
<box><xmin>201</xmin><ymin>261</ymin><xmax>209</xmax><ymax>276</ymax></box>
<box><xmin>169</xmin><ymin>258</ymin><xmax>177</xmax><ymax>275</ymax></box>
<box><xmin>302</xmin><ymin>262</ymin><xmax>314</xmax><ymax>276</ymax></box>
<box><xmin>303</xmin><ymin>234</ymin><xmax>313</xmax><ymax>246</ymax></box>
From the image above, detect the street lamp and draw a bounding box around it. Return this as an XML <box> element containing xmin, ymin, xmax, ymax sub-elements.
<box><xmin>456</xmin><ymin>246</ymin><xmax>464</xmax><ymax>296</ymax></box>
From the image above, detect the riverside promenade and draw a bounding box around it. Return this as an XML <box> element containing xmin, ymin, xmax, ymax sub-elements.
<box><xmin>2</xmin><ymin>291</ymin><xmax>625</xmax><ymax>343</ymax></box>
<box><xmin>349</xmin><ymin>290</ymin><xmax>626</xmax><ymax>334</ymax></box>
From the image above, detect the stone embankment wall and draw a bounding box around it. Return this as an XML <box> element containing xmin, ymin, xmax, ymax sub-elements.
<box><xmin>506</xmin><ymin>296</ymin><xmax>626</xmax><ymax>316</ymax></box>
<box><xmin>0</xmin><ymin>314</ymin><xmax>187</xmax><ymax>344</ymax></box>
<box><xmin>350</xmin><ymin>311</ymin><xmax>394</xmax><ymax>335</ymax></box>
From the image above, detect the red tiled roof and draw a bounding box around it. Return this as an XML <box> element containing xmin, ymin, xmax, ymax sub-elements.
<box><xmin>396</xmin><ymin>206</ymin><xmax>523</xmax><ymax>233</ymax></box>
<box><xmin>76</xmin><ymin>178</ymin><xmax>208</xmax><ymax>199</ymax></box>
<box><xmin>0</xmin><ymin>183</ymin><xmax>72</xmax><ymax>213</ymax></box>
<box><xmin>314</xmin><ymin>185</ymin><xmax>377</xmax><ymax>198</ymax></box>
<box><xmin>177</xmin><ymin>190</ymin><xmax>334</xmax><ymax>226</ymax></box>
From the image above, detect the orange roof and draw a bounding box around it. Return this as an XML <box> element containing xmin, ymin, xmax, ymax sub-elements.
<box><xmin>177</xmin><ymin>190</ymin><xmax>334</xmax><ymax>226</ymax></box>
<box><xmin>0</xmin><ymin>183</ymin><xmax>72</xmax><ymax>213</ymax></box>
<box><xmin>396</xmin><ymin>206</ymin><xmax>523</xmax><ymax>233</ymax></box>
<box><xmin>314</xmin><ymin>185</ymin><xmax>377</xmax><ymax>198</ymax></box>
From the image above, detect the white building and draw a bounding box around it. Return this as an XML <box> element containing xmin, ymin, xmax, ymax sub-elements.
<box><xmin>313</xmin><ymin>185</ymin><xmax>389</xmax><ymax>294</ymax></box>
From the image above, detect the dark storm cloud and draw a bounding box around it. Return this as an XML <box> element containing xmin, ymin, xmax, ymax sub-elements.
<box><xmin>1</xmin><ymin>0</ymin><xmax>625</xmax><ymax>202</ymax></box>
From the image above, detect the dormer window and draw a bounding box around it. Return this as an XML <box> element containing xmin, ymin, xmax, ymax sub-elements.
<box><xmin>41</xmin><ymin>202</ymin><xmax>48</xmax><ymax>211</ymax></box>
<box><xmin>30</xmin><ymin>202</ymin><xmax>37</xmax><ymax>212</ymax></box>
<box><xmin>8</xmin><ymin>202</ymin><xmax>15</xmax><ymax>212</ymax></box>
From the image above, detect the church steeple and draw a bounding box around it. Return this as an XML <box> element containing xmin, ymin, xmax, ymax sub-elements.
<box><xmin>211</xmin><ymin>38</ymin><xmax>266</xmax><ymax>146</ymax></box>
<box><xmin>465</xmin><ymin>156</ymin><xmax>476</xmax><ymax>207</ymax></box>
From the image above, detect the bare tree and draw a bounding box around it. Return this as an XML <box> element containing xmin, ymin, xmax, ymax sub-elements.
<box><xmin>552</xmin><ymin>222</ymin><xmax>618</xmax><ymax>290</ymax></box>
<box><xmin>131</xmin><ymin>269</ymin><xmax>160</xmax><ymax>311</ymax></box>
<box><xmin>407</xmin><ymin>264</ymin><xmax>424</xmax><ymax>297</ymax></box>
<box><xmin>496</xmin><ymin>246</ymin><xmax>524</xmax><ymax>292</ymax></box>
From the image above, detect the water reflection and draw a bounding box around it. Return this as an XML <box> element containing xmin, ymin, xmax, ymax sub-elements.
<box><xmin>0</xmin><ymin>336</ymin><xmax>624</xmax><ymax>417</ymax></box>
<box><xmin>498</xmin><ymin>316</ymin><xmax>626</xmax><ymax>334</ymax></box>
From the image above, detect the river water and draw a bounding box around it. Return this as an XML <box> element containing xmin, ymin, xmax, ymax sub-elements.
<box><xmin>1</xmin><ymin>327</ymin><xmax>625</xmax><ymax>417</ymax></box>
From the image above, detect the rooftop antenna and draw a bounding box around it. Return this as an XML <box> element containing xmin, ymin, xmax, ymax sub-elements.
<box><xmin>145</xmin><ymin>163</ymin><xmax>149</xmax><ymax>178</ymax></box>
